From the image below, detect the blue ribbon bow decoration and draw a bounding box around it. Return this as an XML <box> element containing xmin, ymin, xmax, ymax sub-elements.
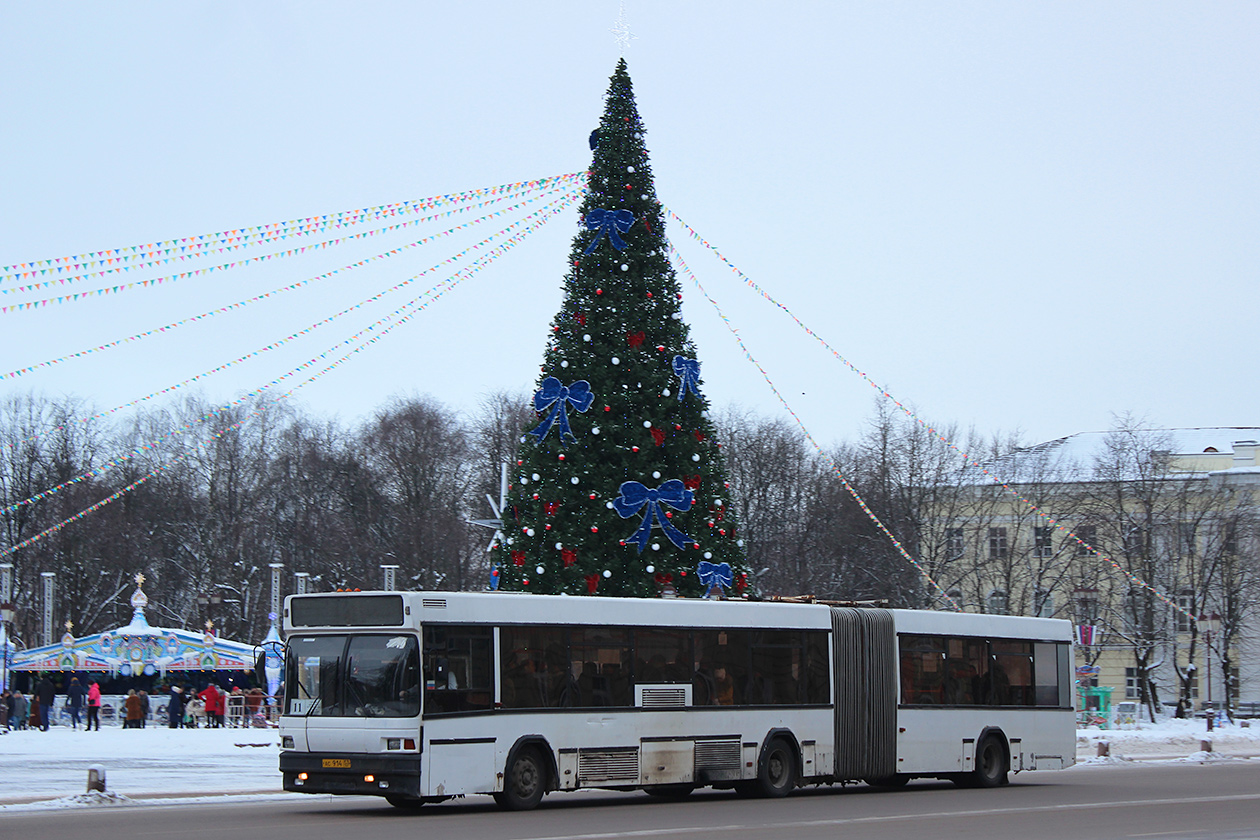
<box><xmin>527</xmin><ymin>377</ymin><xmax>595</xmax><ymax>445</ymax></box>
<box><xmin>697</xmin><ymin>561</ymin><xmax>733</xmax><ymax>592</ymax></box>
<box><xmin>583</xmin><ymin>208</ymin><xmax>636</xmax><ymax>254</ymax></box>
<box><xmin>672</xmin><ymin>355</ymin><xmax>703</xmax><ymax>401</ymax></box>
<box><xmin>613</xmin><ymin>479</ymin><xmax>695</xmax><ymax>553</ymax></box>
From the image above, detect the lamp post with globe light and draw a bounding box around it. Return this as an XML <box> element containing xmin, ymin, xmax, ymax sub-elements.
<box><xmin>1198</xmin><ymin>613</ymin><xmax>1221</xmax><ymax>731</ymax></box>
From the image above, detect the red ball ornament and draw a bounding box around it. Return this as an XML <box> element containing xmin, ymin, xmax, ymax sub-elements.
<box><xmin>657</xmin><ymin>345</ymin><xmax>665</xmax><ymax>352</ymax></box>
<box><xmin>719</xmin><ymin>529</ymin><xmax>726</xmax><ymax>536</ymax></box>
<box><xmin>665</xmin><ymin>511</ymin><xmax>672</xmax><ymax>518</ymax></box>
<box><xmin>558</xmin><ymin>454</ymin><xmax>565</xmax><ymax>461</ymax></box>
<box><xmin>632</xmin><ymin>446</ymin><xmax>640</xmax><ymax>453</ymax></box>
<box><xmin>523</xmin><ymin>579</ymin><xmax>530</xmax><ymax>585</ymax></box>
<box><xmin>604</xmin><ymin>405</ymin><xmax>611</xmax><ymax>412</ymax></box>
<box><xmin>545</xmin><ymin>524</ymin><xmax>552</xmax><ymax>530</ymax></box>
<box><xmin>680</xmin><ymin>570</ymin><xmax>687</xmax><ymax>576</ymax></box>
<box><xmin>591</xmin><ymin>526</ymin><xmax>599</xmax><ymax>533</ymax></box>
<box><xmin>619</xmin><ymin>540</ymin><xmax>627</xmax><ymax>546</ymax></box>
<box><xmin>589</xmin><ymin>493</ymin><xmax>597</xmax><ymax>500</ymax></box>
<box><xmin>646</xmin><ymin>292</ymin><xmax>652</xmax><ymax>298</ymax></box>
<box><xmin>517</xmin><ymin>460</ymin><xmax>523</xmax><ymax>465</ymax></box>
<box><xmin>596</xmin><ymin>288</ymin><xmax>603</xmax><ymax>295</ymax></box>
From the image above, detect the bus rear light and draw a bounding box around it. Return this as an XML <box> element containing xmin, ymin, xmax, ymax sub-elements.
<box><xmin>364</xmin><ymin>775</ymin><xmax>375</xmax><ymax>783</ymax></box>
<box><xmin>297</xmin><ymin>773</ymin><xmax>308</xmax><ymax>781</ymax></box>
<box><xmin>404</xmin><ymin>739</ymin><xmax>416</xmax><ymax>750</ymax></box>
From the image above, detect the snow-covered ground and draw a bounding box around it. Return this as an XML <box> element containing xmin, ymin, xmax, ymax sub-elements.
<box><xmin>1</xmin><ymin>718</ymin><xmax>1258</xmax><ymax>812</ymax></box>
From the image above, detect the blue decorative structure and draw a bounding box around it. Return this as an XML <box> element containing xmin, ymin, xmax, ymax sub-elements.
<box><xmin>527</xmin><ymin>377</ymin><xmax>594</xmax><ymax>445</ymax></box>
<box><xmin>697</xmin><ymin>561</ymin><xmax>733</xmax><ymax>599</ymax></box>
<box><xmin>582</xmin><ymin>208</ymin><xmax>635</xmax><ymax>253</ymax></box>
<box><xmin>8</xmin><ymin>574</ymin><xmax>257</xmax><ymax>677</ymax></box>
<box><xmin>672</xmin><ymin>355</ymin><xmax>703</xmax><ymax>401</ymax></box>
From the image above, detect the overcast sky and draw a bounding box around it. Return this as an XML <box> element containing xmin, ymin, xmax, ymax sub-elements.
<box><xmin>2</xmin><ymin>2</ymin><xmax>1257</xmax><ymax>452</ymax></box>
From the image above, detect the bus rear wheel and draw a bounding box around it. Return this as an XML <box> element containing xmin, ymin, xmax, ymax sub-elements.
<box><xmin>385</xmin><ymin>794</ymin><xmax>426</xmax><ymax>809</ymax></box>
<box><xmin>494</xmin><ymin>747</ymin><xmax>547</xmax><ymax>811</ymax></box>
<box><xmin>645</xmin><ymin>784</ymin><xmax>695</xmax><ymax>799</ymax></box>
<box><xmin>958</xmin><ymin>735</ymin><xmax>1007</xmax><ymax>788</ymax></box>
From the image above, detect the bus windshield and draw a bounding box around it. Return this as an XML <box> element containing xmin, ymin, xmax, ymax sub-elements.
<box><xmin>286</xmin><ymin>633</ymin><xmax>421</xmax><ymax>718</ymax></box>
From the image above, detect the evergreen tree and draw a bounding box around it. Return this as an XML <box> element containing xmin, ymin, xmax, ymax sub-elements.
<box><xmin>491</xmin><ymin>60</ymin><xmax>748</xmax><ymax>598</ymax></box>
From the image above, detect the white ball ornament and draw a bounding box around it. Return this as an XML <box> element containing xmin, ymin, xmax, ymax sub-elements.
<box><xmin>603</xmin><ymin>570</ymin><xmax>612</xmax><ymax>578</ymax></box>
<box><xmin>704</xmin><ymin>552</ymin><xmax>713</xmax><ymax>560</ymax></box>
<box><xmin>592</xmin><ymin>427</ymin><xmax>600</xmax><ymax>435</ymax></box>
<box><xmin>532</xmin><ymin>473</ymin><xmax>540</xmax><ymax>481</ymax></box>
<box><xmin>627</xmin><ymin>166</ymin><xmax>635</xmax><ymax>172</ymax></box>
<box><xmin>555</xmin><ymin>542</ymin><xmax>563</xmax><ymax>550</ymax></box>
<box><xmin>612</xmin><ymin>357</ymin><xmax>620</xmax><ymax>365</ymax></box>
<box><xmin>526</xmin><ymin>528</ymin><xmax>535</xmax><ymax>537</ymax></box>
<box><xmin>643</xmin><ymin>421</ymin><xmax>652</xmax><ymax>428</ymax></box>
<box><xmin>646</xmin><ymin>565</ymin><xmax>655</xmax><ymax>573</ymax></box>
<box><xmin>662</xmin><ymin>389</ymin><xmax>671</xmax><ymax>397</ymax></box>
<box><xmin>737</xmin><ymin>539</ymin><xmax>745</xmax><ymax>547</ymax></box>
<box><xmin>560</xmin><ymin>360</ymin><xmax>569</xmax><ymax>368</ymax></box>
<box><xmin>651</xmin><ymin>543</ymin><xmax>660</xmax><ymax>551</ymax></box>
<box><xmin>570</xmin><ymin>477</ymin><xmax>579</xmax><ymax>484</ymax></box>
<box><xmin>583</xmin><ymin>334</ymin><xmax>591</xmax><ymax>342</ymax></box>
<box><xmin>536</xmin><ymin>566</ymin><xmax>545</xmax><ymax>575</ymax></box>
<box><xmin>652</xmin><ymin>471</ymin><xmax>661</xmax><ymax>479</ymax></box>
<box><xmin>691</xmin><ymin>454</ymin><xmax>701</xmax><ymax>462</ymax></box>
<box><xmin>605</xmin><ymin>501</ymin><xmax>615</xmax><ymax>509</ymax></box>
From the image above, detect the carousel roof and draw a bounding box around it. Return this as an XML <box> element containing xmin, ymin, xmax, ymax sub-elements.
<box><xmin>9</xmin><ymin>574</ymin><xmax>259</xmax><ymax>675</ymax></box>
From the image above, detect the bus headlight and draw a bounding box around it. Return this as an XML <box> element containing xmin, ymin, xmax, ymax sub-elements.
<box><xmin>282</xmin><ymin>735</ymin><xmax>295</xmax><ymax>749</ymax></box>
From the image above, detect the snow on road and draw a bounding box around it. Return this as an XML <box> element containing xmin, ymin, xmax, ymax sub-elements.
<box><xmin>1</xmin><ymin>718</ymin><xmax>1257</xmax><ymax>812</ymax></box>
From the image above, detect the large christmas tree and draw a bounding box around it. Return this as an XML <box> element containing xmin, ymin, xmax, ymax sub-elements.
<box><xmin>492</xmin><ymin>60</ymin><xmax>748</xmax><ymax>598</ymax></box>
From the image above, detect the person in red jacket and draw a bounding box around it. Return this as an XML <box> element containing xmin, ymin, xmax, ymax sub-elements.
<box><xmin>86</xmin><ymin>681</ymin><xmax>102</xmax><ymax>731</ymax></box>
<box><xmin>198</xmin><ymin>683</ymin><xmax>223</xmax><ymax>728</ymax></box>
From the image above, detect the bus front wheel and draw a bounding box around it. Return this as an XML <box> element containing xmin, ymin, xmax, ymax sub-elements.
<box><xmin>742</xmin><ymin>736</ymin><xmax>796</xmax><ymax>798</ymax></box>
<box><xmin>494</xmin><ymin>747</ymin><xmax>547</xmax><ymax>811</ymax></box>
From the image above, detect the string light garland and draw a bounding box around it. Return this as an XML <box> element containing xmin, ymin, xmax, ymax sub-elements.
<box><xmin>667</xmin><ymin>210</ymin><xmax>1193</xmax><ymax>621</ymax></box>
<box><xmin>0</xmin><ymin>192</ymin><xmax>581</xmax><ymax>523</ymax></box>
<box><xmin>667</xmin><ymin>242</ymin><xmax>959</xmax><ymax>609</ymax></box>
<box><xmin>3</xmin><ymin>183</ymin><xmax>581</xmax><ymax>382</ymax></box>
<box><xmin>2</xmin><ymin>180</ymin><xmax>582</xmax><ymax>313</ymax></box>
<box><xmin>1</xmin><ymin>173</ymin><xmax>584</xmax><ymax>287</ymax></box>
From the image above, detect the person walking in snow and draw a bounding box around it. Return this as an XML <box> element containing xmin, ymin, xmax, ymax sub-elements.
<box><xmin>11</xmin><ymin>690</ymin><xmax>28</xmax><ymax>731</ymax></box>
<box><xmin>124</xmin><ymin>689</ymin><xmax>143</xmax><ymax>729</ymax></box>
<box><xmin>86</xmin><ymin>681</ymin><xmax>101</xmax><ymax>731</ymax></box>
<box><xmin>66</xmin><ymin>676</ymin><xmax>86</xmax><ymax>730</ymax></box>
<box><xmin>138</xmin><ymin>690</ymin><xmax>150</xmax><ymax>728</ymax></box>
<box><xmin>35</xmin><ymin>676</ymin><xmax>55</xmax><ymax>731</ymax></box>
<box><xmin>199</xmin><ymin>683</ymin><xmax>223</xmax><ymax>728</ymax></box>
<box><xmin>167</xmin><ymin>685</ymin><xmax>185</xmax><ymax>729</ymax></box>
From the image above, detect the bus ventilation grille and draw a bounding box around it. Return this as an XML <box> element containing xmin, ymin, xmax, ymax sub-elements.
<box><xmin>694</xmin><ymin>739</ymin><xmax>741</xmax><ymax>772</ymax></box>
<box><xmin>578</xmin><ymin>748</ymin><xmax>640</xmax><ymax>782</ymax></box>
<box><xmin>421</xmin><ymin>598</ymin><xmax>447</xmax><ymax>609</ymax></box>
<box><xmin>639</xmin><ymin>687</ymin><xmax>688</xmax><ymax>708</ymax></box>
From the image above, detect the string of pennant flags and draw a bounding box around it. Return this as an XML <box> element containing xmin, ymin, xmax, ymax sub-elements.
<box><xmin>3</xmin><ymin>182</ymin><xmax>582</xmax><ymax>382</ymax></box>
<box><xmin>666</xmin><ymin>209</ymin><xmax>1194</xmax><ymax>621</ymax></box>
<box><xmin>667</xmin><ymin>241</ymin><xmax>961</xmax><ymax>610</ymax></box>
<box><xmin>1</xmin><ymin>190</ymin><xmax>581</xmax><ymax>522</ymax></box>
<box><xmin>0</xmin><ymin>173</ymin><xmax>584</xmax><ymax>288</ymax></box>
<box><xmin>1</xmin><ymin>178</ymin><xmax>583</xmax><ymax>313</ymax></box>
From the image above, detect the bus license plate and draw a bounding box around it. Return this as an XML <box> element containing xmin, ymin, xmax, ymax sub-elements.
<box><xmin>322</xmin><ymin>759</ymin><xmax>352</xmax><ymax>768</ymax></box>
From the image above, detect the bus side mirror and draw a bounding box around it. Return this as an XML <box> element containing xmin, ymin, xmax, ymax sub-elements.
<box><xmin>254</xmin><ymin>651</ymin><xmax>267</xmax><ymax>689</ymax></box>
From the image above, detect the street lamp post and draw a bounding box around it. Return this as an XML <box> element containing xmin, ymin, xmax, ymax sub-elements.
<box><xmin>1198</xmin><ymin>613</ymin><xmax>1221</xmax><ymax>731</ymax></box>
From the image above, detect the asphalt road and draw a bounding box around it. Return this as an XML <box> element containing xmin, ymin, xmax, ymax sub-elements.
<box><xmin>5</xmin><ymin>763</ymin><xmax>1260</xmax><ymax>840</ymax></box>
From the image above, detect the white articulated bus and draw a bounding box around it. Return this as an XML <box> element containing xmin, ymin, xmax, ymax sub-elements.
<box><xmin>277</xmin><ymin>591</ymin><xmax>1075</xmax><ymax>809</ymax></box>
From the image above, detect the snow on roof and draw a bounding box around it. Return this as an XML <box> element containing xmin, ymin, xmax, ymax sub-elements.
<box><xmin>958</xmin><ymin>427</ymin><xmax>1260</xmax><ymax>486</ymax></box>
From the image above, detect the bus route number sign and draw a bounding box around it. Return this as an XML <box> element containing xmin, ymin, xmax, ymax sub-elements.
<box><xmin>322</xmin><ymin>759</ymin><xmax>352</xmax><ymax>768</ymax></box>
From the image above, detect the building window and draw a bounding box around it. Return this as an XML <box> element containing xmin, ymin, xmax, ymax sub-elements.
<box><xmin>1175</xmin><ymin>591</ymin><xmax>1194</xmax><ymax>633</ymax></box>
<box><xmin>945</xmin><ymin>528</ymin><xmax>965</xmax><ymax>560</ymax></box>
<box><xmin>1075</xmin><ymin>525</ymin><xmax>1097</xmax><ymax>556</ymax></box>
<box><xmin>1224</xmin><ymin>521</ymin><xmax>1238</xmax><ymax>555</ymax></box>
<box><xmin>1075</xmin><ymin>589</ymin><xmax>1099</xmax><ymax>623</ymax></box>
<box><xmin>1125</xmin><ymin>667</ymin><xmax>1140</xmax><ymax>700</ymax></box>
<box><xmin>987</xmin><ymin>589</ymin><xmax>1009</xmax><ymax>615</ymax></box>
<box><xmin>1124</xmin><ymin>528</ymin><xmax>1145</xmax><ymax>557</ymax></box>
<box><xmin>988</xmin><ymin>527</ymin><xmax>1008</xmax><ymax>560</ymax></box>
<box><xmin>1034</xmin><ymin>527</ymin><xmax>1054</xmax><ymax>558</ymax></box>
<box><xmin>1178</xmin><ymin>522</ymin><xmax>1197</xmax><ymax>556</ymax></box>
<box><xmin>1034</xmin><ymin>589</ymin><xmax>1055</xmax><ymax>618</ymax></box>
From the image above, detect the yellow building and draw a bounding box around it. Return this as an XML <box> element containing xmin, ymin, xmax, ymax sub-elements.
<box><xmin>926</xmin><ymin>427</ymin><xmax>1260</xmax><ymax>719</ymax></box>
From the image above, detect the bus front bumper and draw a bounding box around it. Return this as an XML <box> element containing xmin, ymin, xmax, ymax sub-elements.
<box><xmin>281</xmin><ymin>751</ymin><xmax>422</xmax><ymax>798</ymax></box>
